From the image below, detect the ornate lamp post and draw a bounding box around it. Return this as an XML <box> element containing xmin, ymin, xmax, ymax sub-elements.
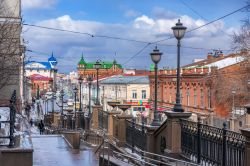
<box><xmin>86</xmin><ymin>76</ymin><xmax>93</xmax><ymax>130</ymax></box>
<box><xmin>232</xmin><ymin>89</ymin><xmax>236</xmax><ymax>118</ymax></box>
<box><xmin>73</xmin><ymin>87</ymin><xmax>78</xmax><ymax>119</ymax></box>
<box><xmin>78</xmin><ymin>76</ymin><xmax>83</xmax><ymax>111</ymax></box>
<box><xmin>172</xmin><ymin>19</ymin><xmax>187</xmax><ymax>112</ymax></box>
<box><xmin>150</xmin><ymin>46</ymin><xmax>162</xmax><ymax>126</ymax></box>
<box><xmin>93</xmin><ymin>60</ymin><xmax>102</xmax><ymax>105</ymax></box>
<box><xmin>60</xmin><ymin>89</ymin><xmax>64</xmax><ymax>115</ymax></box>
<box><xmin>51</xmin><ymin>89</ymin><xmax>56</xmax><ymax>114</ymax></box>
<box><xmin>87</xmin><ymin>76</ymin><xmax>93</xmax><ymax>117</ymax></box>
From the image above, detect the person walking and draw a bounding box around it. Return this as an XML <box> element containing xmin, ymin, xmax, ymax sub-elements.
<box><xmin>30</xmin><ymin>118</ymin><xmax>33</xmax><ymax>126</ymax></box>
<box><xmin>38</xmin><ymin>120</ymin><xmax>45</xmax><ymax>135</ymax></box>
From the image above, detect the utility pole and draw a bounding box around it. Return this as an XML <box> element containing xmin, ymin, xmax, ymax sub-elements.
<box><xmin>115</xmin><ymin>85</ymin><xmax>117</xmax><ymax>101</ymax></box>
<box><xmin>102</xmin><ymin>86</ymin><xmax>105</xmax><ymax>108</ymax></box>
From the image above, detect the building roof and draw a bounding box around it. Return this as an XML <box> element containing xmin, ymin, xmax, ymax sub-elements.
<box><xmin>30</xmin><ymin>74</ymin><xmax>53</xmax><ymax>81</ymax></box>
<box><xmin>78</xmin><ymin>55</ymin><xmax>86</xmax><ymax>65</ymax></box>
<box><xmin>183</xmin><ymin>53</ymin><xmax>244</xmax><ymax>69</ymax></box>
<box><xmin>100</xmin><ymin>75</ymin><xmax>149</xmax><ymax>84</ymax></box>
<box><xmin>77</xmin><ymin>55</ymin><xmax>122</xmax><ymax>69</ymax></box>
<box><xmin>48</xmin><ymin>52</ymin><xmax>57</xmax><ymax>62</ymax></box>
<box><xmin>25</xmin><ymin>61</ymin><xmax>53</xmax><ymax>70</ymax></box>
<box><xmin>25</xmin><ymin>53</ymin><xmax>58</xmax><ymax>70</ymax></box>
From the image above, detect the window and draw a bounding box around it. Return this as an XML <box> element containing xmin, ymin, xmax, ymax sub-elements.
<box><xmin>132</xmin><ymin>90</ymin><xmax>137</xmax><ymax>99</ymax></box>
<box><xmin>194</xmin><ymin>89</ymin><xmax>197</xmax><ymax>106</ymax></box>
<box><xmin>186</xmin><ymin>89</ymin><xmax>190</xmax><ymax>106</ymax></box>
<box><xmin>208</xmin><ymin>88</ymin><xmax>211</xmax><ymax>108</ymax></box>
<box><xmin>201</xmin><ymin>89</ymin><xmax>204</xmax><ymax>108</ymax></box>
<box><xmin>142</xmin><ymin>90</ymin><xmax>146</xmax><ymax>99</ymax></box>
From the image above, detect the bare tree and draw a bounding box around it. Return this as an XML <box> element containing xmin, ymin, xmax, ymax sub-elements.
<box><xmin>232</xmin><ymin>0</ymin><xmax>250</xmax><ymax>65</ymax></box>
<box><xmin>0</xmin><ymin>0</ymin><xmax>22</xmax><ymax>91</ymax></box>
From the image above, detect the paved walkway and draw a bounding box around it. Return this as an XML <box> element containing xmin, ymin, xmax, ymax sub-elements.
<box><xmin>32</xmin><ymin>135</ymin><xmax>99</xmax><ymax>166</ymax></box>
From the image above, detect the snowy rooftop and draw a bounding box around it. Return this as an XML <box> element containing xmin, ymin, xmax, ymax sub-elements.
<box><xmin>100</xmin><ymin>75</ymin><xmax>149</xmax><ymax>84</ymax></box>
<box><xmin>204</xmin><ymin>56</ymin><xmax>244</xmax><ymax>69</ymax></box>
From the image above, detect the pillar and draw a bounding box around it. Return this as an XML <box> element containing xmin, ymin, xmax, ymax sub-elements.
<box><xmin>245</xmin><ymin>104</ymin><xmax>250</xmax><ymax>128</ymax></box>
<box><xmin>92</xmin><ymin>105</ymin><xmax>102</xmax><ymax>130</ymax></box>
<box><xmin>107</xmin><ymin>111</ymin><xmax>121</xmax><ymax>137</ymax></box>
<box><xmin>113</xmin><ymin>114</ymin><xmax>132</xmax><ymax>147</ymax></box>
<box><xmin>164</xmin><ymin>111</ymin><xmax>191</xmax><ymax>155</ymax></box>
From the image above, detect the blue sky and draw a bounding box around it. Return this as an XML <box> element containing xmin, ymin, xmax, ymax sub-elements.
<box><xmin>21</xmin><ymin>0</ymin><xmax>247</xmax><ymax>73</ymax></box>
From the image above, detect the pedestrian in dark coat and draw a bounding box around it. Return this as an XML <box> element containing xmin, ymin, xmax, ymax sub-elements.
<box><xmin>38</xmin><ymin>120</ymin><xmax>45</xmax><ymax>135</ymax></box>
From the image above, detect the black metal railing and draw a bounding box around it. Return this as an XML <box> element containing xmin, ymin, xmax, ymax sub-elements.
<box><xmin>98</xmin><ymin>110</ymin><xmax>108</xmax><ymax>131</ymax></box>
<box><xmin>126</xmin><ymin>119</ymin><xmax>147</xmax><ymax>152</ymax></box>
<box><xmin>181</xmin><ymin>118</ymin><xmax>245</xmax><ymax>166</ymax></box>
<box><xmin>0</xmin><ymin>90</ymin><xmax>16</xmax><ymax>148</ymax></box>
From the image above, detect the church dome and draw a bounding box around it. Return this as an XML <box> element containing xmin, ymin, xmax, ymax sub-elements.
<box><xmin>48</xmin><ymin>52</ymin><xmax>57</xmax><ymax>62</ymax></box>
<box><xmin>78</xmin><ymin>54</ymin><xmax>86</xmax><ymax>65</ymax></box>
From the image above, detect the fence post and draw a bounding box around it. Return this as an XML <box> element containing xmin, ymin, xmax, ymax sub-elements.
<box><xmin>132</xmin><ymin>118</ymin><xmax>135</xmax><ymax>153</ymax></box>
<box><xmin>222</xmin><ymin>122</ymin><xmax>227</xmax><ymax>166</ymax></box>
<box><xmin>9</xmin><ymin>90</ymin><xmax>16</xmax><ymax>148</ymax></box>
<box><xmin>197</xmin><ymin>117</ymin><xmax>201</xmax><ymax>164</ymax></box>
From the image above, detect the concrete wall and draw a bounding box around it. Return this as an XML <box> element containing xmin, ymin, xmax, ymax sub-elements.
<box><xmin>0</xmin><ymin>148</ymin><xmax>33</xmax><ymax>166</ymax></box>
<box><xmin>62</xmin><ymin>131</ymin><xmax>80</xmax><ymax>149</ymax></box>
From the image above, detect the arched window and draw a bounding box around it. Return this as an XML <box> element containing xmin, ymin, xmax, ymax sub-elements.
<box><xmin>194</xmin><ymin>89</ymin><xmax>197</xmax><ymax>107</ymax></box>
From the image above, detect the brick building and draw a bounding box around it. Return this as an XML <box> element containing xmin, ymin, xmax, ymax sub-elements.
<box><xmin>30</xmin><ymin>74</ymin><xmax>53</xmax><ymax>97</ymax></box>
<box><xmin>77</xmin><ymin>55</ymin><xmax>123</xmax><ymax>80</ymax></box>
<box><xmin>149</xmin><ymin>51</ymin><xmax>249</xmax><ymax>118</ymax></box>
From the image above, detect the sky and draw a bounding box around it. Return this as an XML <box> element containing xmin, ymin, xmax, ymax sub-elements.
<box><xmin>21</xmin><ymin>0</ymin><xmax>247</xmax><ymax>73</ymax></box>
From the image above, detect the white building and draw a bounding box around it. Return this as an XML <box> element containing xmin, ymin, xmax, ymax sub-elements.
<box><xmin>99</xmin><ymin>75</ymin><xmax>150</xmax><ymax>114</ymax></box>
<box><xmin>25</xmin><ymin>53</ymin><xmax>58</xmax><ymax>89</ymax></box>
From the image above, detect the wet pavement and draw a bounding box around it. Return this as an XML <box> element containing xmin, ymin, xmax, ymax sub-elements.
<box><xmin>32</xmin><ymin>135</ymin><xmax>99</xmax><ymax>166</ymax></box>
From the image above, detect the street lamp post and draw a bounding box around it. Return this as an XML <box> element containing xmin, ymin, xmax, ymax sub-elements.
<box><xmin>60</xmin><ymin>89</ymin><xmax>64</xmax><ymax>128</ymax></box>
<box><xmin>60</xmin><ymin>89</ymin><xmax>64</xmax><ymax>115</ymax></box>
<box><xmin>52</xmin><ymin>90</ymin><xmax>55</xmax><ymax>114</ymax></box>
<box><xmin>232</xmin><ymin>89</ymin><xmax>236</xmax><ymax>118</ymax></box>
<box><xmin>73</xmin><ymin>87</ymin><xmax>78</xmax><ymax>120</ymax></box>
<box><xmin>150</xmin><ymin>46</ymin><xmax>162</xmax><ymax>126</ymax></box>
<box><xmin>78</xmin><ymin>77</ymin><xmax>83</xmax><ymax>111</ymax></box>
<box><xmin>172</xmin><ymin>19</ymin><xmax>187</xmax><ymax>112</ymax></box>
<box><xmin>87</xmin><ymin>76</ymin><xmax>93</xmax><ymax>130</ymax></box>
<box><xmin>88</xmin><ymin>76</ymin><xmax>93</xmax><ymax>117</ymax></box>
<box><xmin>93</xmin><ymin>60</ymin><xmax>102</xmax><ymax>105</ymax></box>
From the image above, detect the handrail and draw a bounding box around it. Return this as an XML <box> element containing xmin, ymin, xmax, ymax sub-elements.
<box><xmin>140</xmin><ymin>150</ymin><xmax>200</xmax><ymax>166</ymax></box>
<box><xmin>94</xmin><ymin>138</ymin><xmax>104</xmax><ymax>154</ymax></box>
<box><xmin>113</xmin><ymin>151</ymin><xmax>157</xmax><ymax>166</ymax></box>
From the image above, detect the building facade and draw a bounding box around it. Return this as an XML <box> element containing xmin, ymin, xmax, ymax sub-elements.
<box><xmin>149</xmin><ymin>51</ymin><xmax>249</xmax><ymax>120</ymax></box>
<box><xmin>77</xmin><ymin>55</ymin><xmax>123</xmax><ymax>80</ymax></box>
<box><xmin>100</xmin><ymin>75</ymin><xmax>150</xmax><ymax>115</ymax></box>
<box><xmin>25</xmin><ymin>53</ymin><xmax>58</xmax><ymax>97</ymax></box>
<box><xmin>0</xmin><ymin>0</ymin><xmax>23</xmax><ymax>111</ymax></box>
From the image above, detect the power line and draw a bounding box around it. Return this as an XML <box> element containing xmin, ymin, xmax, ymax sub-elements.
<box><xmin>22</xmin><ymin>23</ymin><xmax>150</xmax><ymax>44</ymax></box>
<box><xmin>23</xmin><ymin>4</ymin><xmax>249</xmax><ymax>66</ymax></box>
<box><xmin>152</xmin><ymin>4</ymin><xmax>250</xmax><ymax>44</ymax></box>
<box><xmin>122</xmin><ymin>43</ymin><xmax>151</xmax><ymax>65</ymax></box>
<box><xmin>23</xmin><ymin>23</ymin><xmax>94</xmax><ymax>37</ymax></box>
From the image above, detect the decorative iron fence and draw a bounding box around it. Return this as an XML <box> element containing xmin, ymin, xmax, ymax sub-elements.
<box><xmin>126</xmin><ymin>119</ymin><xmax>147</xmax><ymax>152</ymax></box>
<box><xmin>181</xmin><ymin>118</ymin><xmax>245</xmax><ymax>166</ymax></box>
<box><xmin>98</xmin><ymin>110</ymin><xmax>108</xmax><ymax>131</ymax></box>
<box><xmin>0</xmin><ymin>90</ymin><xmax>16</xmax><ymax>147</ymax></box>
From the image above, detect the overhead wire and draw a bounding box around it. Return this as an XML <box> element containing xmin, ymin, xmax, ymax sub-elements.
<box><xmin>22</xmin><ymin>4</ymin><xmax>249</xmax><ymax>66</ymax></box>
<box><xmin>152</xmin><ymin>4</ymin><xmax>250</xmax><ymax>44</ymax></box>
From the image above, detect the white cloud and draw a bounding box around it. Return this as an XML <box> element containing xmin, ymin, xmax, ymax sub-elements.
<box><xmin>152</xmin><ymin>7</ymin><xmax>179</xmax><ymax>19</ymax></box>
<box><xmin>124</xmin><ymin>9</ymin><xmax>140</xmax><ymax>18</ymax></box>
<box><xmin>23</xmin><ymin>14</ymin><xmax>236</xmax><ymax>73</ymax></box>
<box><xmin>134</xmin><ymin>15</ymin><xmax>155</xmax><ymax>29</ymax></box>
<box><xmin>22</xmin><ymin>0</ymin><xmax>58</xmax><ymax>9</ymax></box>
